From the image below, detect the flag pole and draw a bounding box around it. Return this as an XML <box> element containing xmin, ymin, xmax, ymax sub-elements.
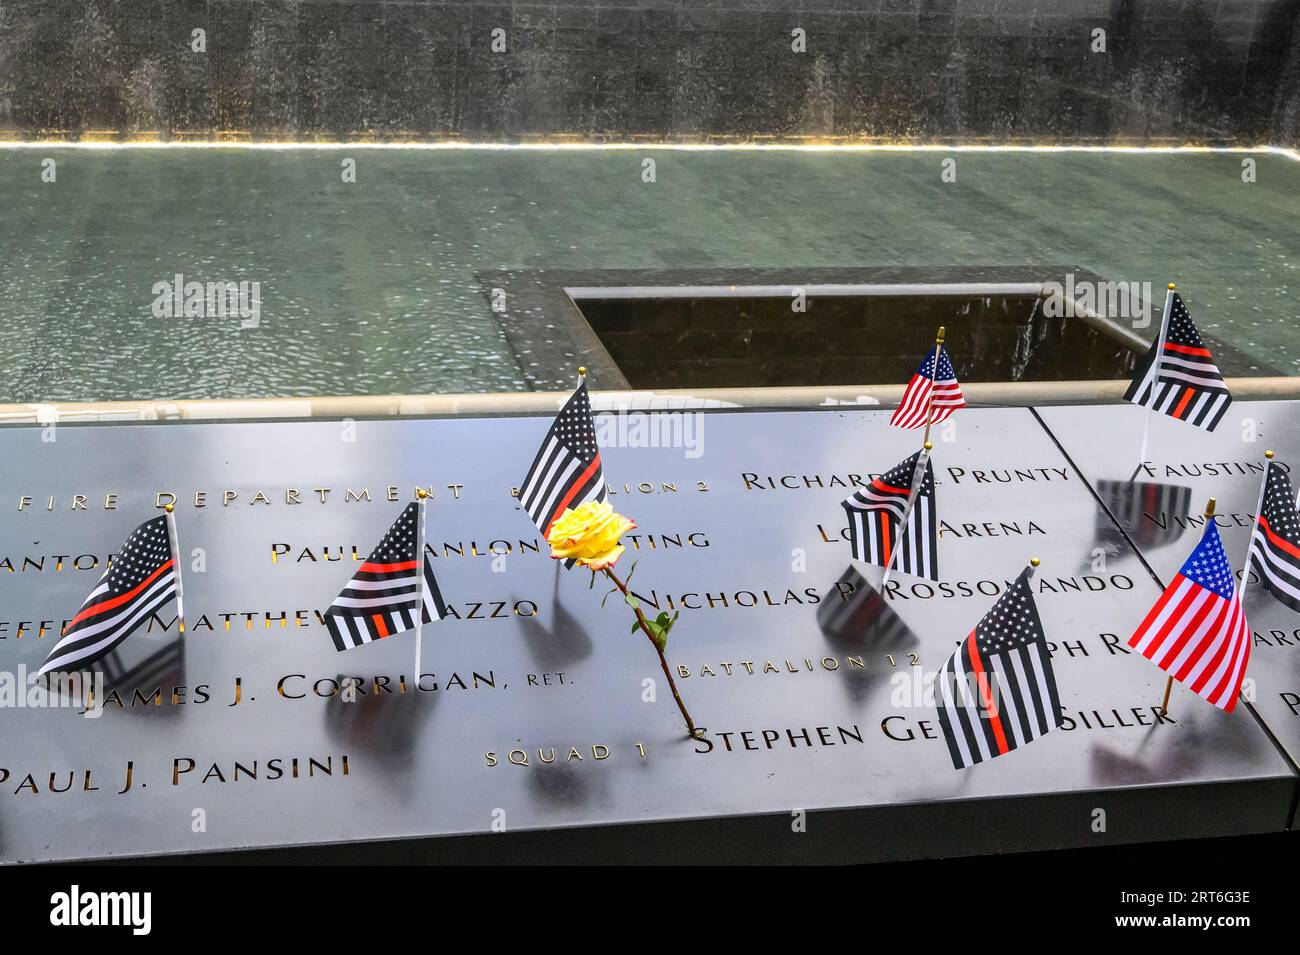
<box><xmin>1240</xmin><ymin>450</ymin><xmax>1273</xmax><ymax>608</ymax></box>
<box><xmin>881</xmin><ymin>440</ymin><xmax>933</xmax><ymax>590</ymax></box>
<box><xmin>413</xmin><ymin>487</ymin><xmax>429</xmax><ymax>682</ymax></box>
<box><xmin>1136</xmin><ymin>283</ymin><xmax>1176</xmax><ymax>472</ymax></box>
<box><xmin>882</xmin><ymin>327</ymin><xmax>945</xmax><ymax>589</ymax></box>
<box><xmin>163</xmin><ymin>503</ymin><xmax>186</xmax><ymax>634</ymax></box>
<box><xmin>556</xmin><ymin>364</ymin><xmax>589</xmax><ymax>556</ymax></box>
<box><xmin>922</xmin><ymin>326</ymin><xmax>945</xmax><ymax>448</ymax></box>
<box><xmin>1161</xmin><ymin>494</ymin><xmax>1216</xmax><ymax>716</ymax></box>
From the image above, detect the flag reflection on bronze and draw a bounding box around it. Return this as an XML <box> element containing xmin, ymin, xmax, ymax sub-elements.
<box><xmin>1094</xmin><ymin>479</ymin><xmax>1192</xmax><ymax>552</ymax></box>
<box><xmin>817</xmin><ymin>566</ymin><xmax>911</xmax><ymax>645</ymax></box>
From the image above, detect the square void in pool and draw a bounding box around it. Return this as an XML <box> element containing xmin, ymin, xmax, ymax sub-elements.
<box><xmin>568</xmin><ymin>283</ymin><xmax>1141</xmax><ymax>389</ymax></box>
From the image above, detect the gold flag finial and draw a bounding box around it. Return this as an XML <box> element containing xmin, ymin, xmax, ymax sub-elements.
<box><xmin>1168</xmin><ymin>282</ymin><xmax>1177</xmax><ymax>290</ymax></box>
<box><xmin>1266</xmin><ymin>449</ymin><xmax>1274</xmax><ymax>459</ymax></box>
<box><xmin>417</xmin><ymin>488</ymin><xmax>428</xmax><ymax>500</ymax></box>
<box><xmin>923</xmin><ymin>441</ymin><xmax>933</xmax><ymax>451</ymax></box>
<box><xmin>1030</xmin><ymin>557</ymin><xmax>1041</xmax><ymax>567</ymax></box>
<box><xmin>577</xmin><ymin>366</ymin><xmax>588</xmax><ymax>377</ymax></box>
<box><xmin>1205</xmin><ymin>497</ymin><xmax>1217</xmax><ymax>518</ymax></box>
<box><xmin>936</xmin><ymin>326</ymin><xmax>946</xmax><ymax>344</ymax></box>
<box><xmin>164</xmin><ymin>503</ymin><xmax>174</xmax><ymax>513</ymax></box>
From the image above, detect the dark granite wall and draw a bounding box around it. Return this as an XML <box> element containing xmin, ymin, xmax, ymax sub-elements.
<box><xmin>0</xmin><ymin>0</ymin><xmax>1297</xmax><ymax>143</ymax></box>
<box><xmin>1275</xmin><ymin>3</ymin><xmax>1300</xmax><ymax>141</ymax></box>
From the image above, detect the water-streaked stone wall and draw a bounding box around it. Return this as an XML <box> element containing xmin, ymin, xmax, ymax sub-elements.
<box><xmin>0</xmin><ymin>0</ymin><xmax>1296</xmax><ymax>143</ymax></box>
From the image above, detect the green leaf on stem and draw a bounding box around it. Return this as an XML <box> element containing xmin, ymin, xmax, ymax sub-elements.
<box><xmin>633</xmin><ymin>617</ymin><xmax>668</xmax><ymax>650</ymax></box>
<box><xmin>646</xmin><ymin>611</ymin><xmax>675</xmax><ymax>650</ymax></box>
<box><xmin>652</xmin><ymin>611</ymin><xmax>679</xmax><ymax>649</ymax></box>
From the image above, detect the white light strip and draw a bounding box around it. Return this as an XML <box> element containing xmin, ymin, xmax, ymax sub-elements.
<box><xmin>0</xmin><ymin>140</ymin><xmax>1295</xmax><ymax>159</ymax></box>
<box><xmin>565</xmin><ymin>282</ymin><xmax>1047</xmax><ymax>300</ymax></box>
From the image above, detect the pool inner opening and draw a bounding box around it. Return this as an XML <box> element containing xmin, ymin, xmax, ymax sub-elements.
<box><xmin>570</xmin><ymin>285</ymin><xmax>1140</xmax><ymax>389</ymax></box>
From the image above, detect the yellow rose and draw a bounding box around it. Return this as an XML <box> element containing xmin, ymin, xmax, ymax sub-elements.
<box><xmin>548</xmin><ymin>501</ymin><xmax>637</xmax><ymax>570</ymax></box>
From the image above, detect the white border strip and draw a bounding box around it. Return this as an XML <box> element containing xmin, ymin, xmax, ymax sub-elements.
<box><xmin>0</xmin><ymin>141</ymin><xmax>1295</xmax><ymax>159</ymax></box>
<box><xmin>4</xmin><ymin>378</ymin><xmax>1300</xmax><ymax>424</ymax></box>
<box><xmin>566</xmin><ymin>282</ymin><xmax>1047</xmax><ymax>300</ymax></box>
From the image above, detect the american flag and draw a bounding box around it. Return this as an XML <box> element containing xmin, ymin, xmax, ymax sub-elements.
<box><xmin>325</xmin><ymin>502</ymin><xmax>448</xmax><ymax>652</ymax></box>
<box><xmin>1248</xmin><ymin>460</ymin><xmax>1300</xmax><ymax>612</ymax></box>
<box><xmin>1128</xmin><ymin>521</ymin><xmax>1250</xmax><ymax>711</ymax></box>
<box><xmin>841</xmin><ymin>450</ymin><xmax>938</xmax><ymax>581</ymax></box>
<box><xmin>935</xmin><ymin>566</ymin><xmax>1061</xmax><ymax>770</ymax></box>
<box><xmin>38</xmin><ymin>515</ymin><xmax>178</xmax><ymax>676</ymax></box>
<box><xmin>518</xmin><ymin>379</ymin><xmax>606</xmax><ymax>547</ymax></box>
<box><xmin>890</xmin><ymin>345</ymin><xmax>965</xmax><ymax>429</ymax></box>
<box><xmin>1124</xmin><ymin>292</ymin><xmax>1232</xmax><ymax>432</ymax></box>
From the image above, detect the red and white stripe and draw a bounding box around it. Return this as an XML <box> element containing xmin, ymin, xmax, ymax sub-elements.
<box><xmin>891</xmin><ymin>378</ymin><xmax>965</xmax><ymax>429</ymax></box>
<box><xmin>1127</xmin><ymin>573</ymin><xmax>1251</xmax><ymax>711</ymax></box>
<box><xmin>37</xmin><ymin>560</ymin><xmax>177</xmax><ymax>675</ymax></box>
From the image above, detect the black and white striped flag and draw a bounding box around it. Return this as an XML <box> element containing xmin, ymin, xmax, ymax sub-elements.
<box><xmin>325</xmin><ymin>502</ymin><xmax>448</xmax><ymax>652</ymax></box>
<box><xmin>841</xmin><ymin>449</ymin><xmax>938</xmax><ymax>581</ymax></box>
<box><xmin>935</xmin><ymin>566</ymin><xmax>1062</xmax><ymax>770</ymax></box>
<box><xmin>1124</xmin><ymin>292</ymin><xmax>1232</xmax><ymax>432</ymax></box>
<box><xmin>518</xmin><ymin>380</ymin><xmax>606</xmax><ymax>567</ymax></box>
<box><xmin>38</xmin><ymin>515</ymin><xmax>179</xmax><ymax>676</ymax></box>
<box><xmin>1248</xmin><ymin>459</ymin><xmax>1300</xmax><ymax>612</ymax></box>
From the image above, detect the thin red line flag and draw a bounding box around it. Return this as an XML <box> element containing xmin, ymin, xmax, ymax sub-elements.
<box><xmin>1247</xmin><ymin>459</ymin><xmax>1300</xmax><ymax>612</ymax></box>
<box><xmin>518</xmin><ymin>379</ymin><xmax>607</xmax><ymax>568</ymax></box>
<box><xmin>1124</xmin><ymin>292</ymin><xmax>1232</xmax><ymax>432</ymax></box>
<box><xmin>39</xmin><ymin>515</ymin><xmax>178</xmax><ymax>675</ymax></box>
<box><xmin>935</xmin><ymin>565</ymin><xmax>1061</xmax><ymax>769</ymax></box>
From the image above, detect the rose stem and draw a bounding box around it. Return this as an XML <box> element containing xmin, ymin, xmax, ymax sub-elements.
<box><xmin>602</xmin><ymin>566</ymin><xmax>698</xmax><ymax>738</ymax></box>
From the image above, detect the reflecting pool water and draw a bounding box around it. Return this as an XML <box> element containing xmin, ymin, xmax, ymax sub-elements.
<box><xmin>0</xmin><ymin>147</ymin><xmax>1296</xmax><ymax>402</ymax></box>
